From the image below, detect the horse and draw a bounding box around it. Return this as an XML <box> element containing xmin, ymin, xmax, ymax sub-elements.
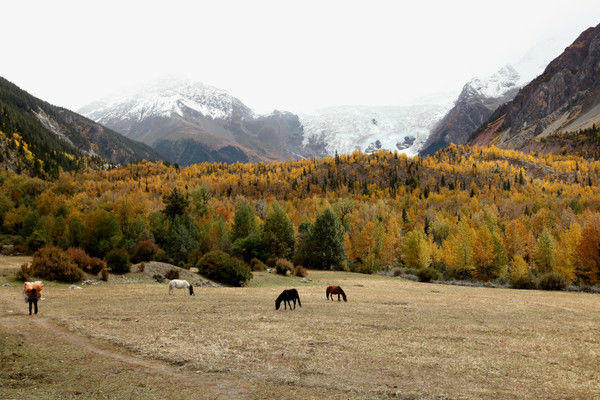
<box><xmin>326</xmin><ymin>286</ymin><xmax>347</xmax><ymax>302</ymax></box>
<box><xmin>275</xmin><ymin>289</ymin><xmax>301</xmax><ymax>310</ymax></box>
<box><xmin>168</xmin><ymin>279</ymin><xmax>194</xmax><ymax>296</ymax></box>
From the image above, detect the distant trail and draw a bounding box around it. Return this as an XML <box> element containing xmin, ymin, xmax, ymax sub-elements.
<box><xmin>0</xmin><ymin>294</ymin><xmax>250</xmax><ymax>400</ymax></box>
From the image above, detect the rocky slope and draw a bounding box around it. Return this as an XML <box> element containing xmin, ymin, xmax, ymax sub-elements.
<box><xmin>471</xmin><ymin>23</ymin><xmax>600</xmax><ymax>152</ymax></box>
<box><xmin>0</xmin><ymin>77</ymin><xmax>162</xmax><ymax>177</ymax></box>
<box><xmin>419</xmin><ymin>66</ymin><xmax>521</xmax><ymax>156</ymax></box>
<box><xmin>80</xmin><ymin>78</ymin><xmax>326</xmax><ymax>165</ymax></box>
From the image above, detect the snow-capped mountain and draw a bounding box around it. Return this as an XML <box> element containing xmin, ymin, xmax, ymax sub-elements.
<box><xmin>79</xmin><ymin>78</ymin><xmax>324</xmax><ymax>165</ymax></box>
<box><xmin>419</xmin><ymin>65</ymin><xmax>522</xmax><ymax>156</ymax></box>
<box><xmin>462</xmin><ymin>65</ymin><xmax>521</xmax><ymax>100</ymax></box>
<box><xmin>83</xmin><ymin>79</ymin><xmax>245</xmax><ymax>122</ymax></box>
<box><xmin>300</xmin><ymin>103</ymin><xmax>452</xmax><ymax>157</ymax></box>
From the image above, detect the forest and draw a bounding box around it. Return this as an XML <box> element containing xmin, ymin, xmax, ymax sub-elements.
<box><xmin>2</xmin><ymin>144</ymin><xmax>600</xmax><ymax>289</ymax></box>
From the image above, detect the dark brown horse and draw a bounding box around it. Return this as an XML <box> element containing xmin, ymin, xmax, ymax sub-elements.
<box><xmin>275</xmin><ymin>289</ymin><xmax>301</xmax><ymax>310</ymax></box>
<box><xmin>326</xmin><ymin>286</ymin><xmax>347</xmax><ymax>302</ymax></box>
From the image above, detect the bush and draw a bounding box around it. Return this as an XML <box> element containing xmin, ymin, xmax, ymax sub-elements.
<box><xmin>137</xmin><ymin>262</ymin><xmax>146</xmax><ymax>273</ymax></box>
<box><xmin>196</xmin><ymin>250</ymin><xmax>252</xmax><ymax>286</ymax></box>
<box><xmin>416</xmin><ymin>267</ymin><xmax>440</xmax><ymax>282</ymax></box>
<box><xmin>105</xmin><ymin>248</ymin><xmax>131</xmax><ymax>274</ymax></box>
<box><xmin>87</xmin><ymin>257</ymin><xmax>106</xmax><ymax>275</ymax></box>
<box><xmin>165</xmin><ymin>269</ymin><xmax>180</xmax><ymax>280</ymax></box>
<box><xmin>14</xmin><ymin>263</ymin><xmax>33</xmax><ymax>281</ymax></box>
<box><xmin>153</xmin><ymin>273</ymin><xmax>165</xmax><ymax>283</ymax></box>
<box><xmin>537</xmin><ymin>272</ymin><xmax>567</xmax><ymax>291</ymax></box>
<box><xmin>31</xmin><ymin>246</ymin><xmax>83</xmax><ymax>283</ymax></box>
<box><xmin>509</xmin><ymin>274</ymin><xmax>536</xmax><ymax>289</ymax></box>
<box><xmin>392</xmin><ymin>268</ymin><xmax>403</xmax><ymax>277</ymax></box>
<box><xmin>275</xmin><ymin>258</ymin><xmax>294</xmax><ymax>276</ymax></box>
<box><xmin>294</xmin><ymin>265</ymin><xmax>308</xmax><ymax>277</ymax></box>
<box><xmin>132</xmin><ymin>240</ymin><xmax>159</xmax><ymax>263</ymax></box>
<box><xmin>250</xmin><ymin>258</ymin><xmax>267</xmax><ymax>271</ymax></box>
<box><xmin>100</xmin><ymin>268</ymin><xmax>109</xmax><ymax>282</ymax></box>
<box><xmin>67</xmin><ymin>247</ymin><xmax>106</xmax><ymax>275</ymax></box>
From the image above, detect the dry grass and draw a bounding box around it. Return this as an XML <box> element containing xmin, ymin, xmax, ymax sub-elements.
<box><xmin>1</xmin><ymin>263</ymin><xmax>599</xmax><ymax>399</ymax></box>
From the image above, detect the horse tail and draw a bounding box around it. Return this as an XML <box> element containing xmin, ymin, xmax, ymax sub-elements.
<box><xmin>326</xmin><ymin>287</ymin><xmax>329</xmax><ymax>299</ymax></box>
<box><xmin>296</xmin><ymin>293</ymin><xmax>302</xmax><ymax>307</ymax></box>
<box><xmin>189</xmin><ymin>284</ymin><xmax>194</xmax><ymax>296</ymax></box>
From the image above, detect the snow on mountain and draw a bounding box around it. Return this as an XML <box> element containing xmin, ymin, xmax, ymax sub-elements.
<box><xmin>300</xmin><ymin>104</ymin><xmax>451</xmax><ymax>157</ymax></box>
<box><xmin>81</xmin><ymin>77</ymin><xmax>252</xmax><ymax>125</ymax></box>
<box><xmin>463</xmin><ymin>65</ymin><xmax>521</xmax><ymax>100</ymax></box>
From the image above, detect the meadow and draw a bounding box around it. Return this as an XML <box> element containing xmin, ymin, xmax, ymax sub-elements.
<box><xmin>1</xmin><ymin>258</ymin><xmax>599</xmax><ymax>399</ymax></box>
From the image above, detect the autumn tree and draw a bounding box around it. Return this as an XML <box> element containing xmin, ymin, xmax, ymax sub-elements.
<box><xmin>262</xmin><ymin>201</ymin><xmax>295</xmax><ymax>259</ymax></box>
<box><xmin>401</xmin><ymin>230</ymin><xmax>431</xmax><ymax>270</ymax></box>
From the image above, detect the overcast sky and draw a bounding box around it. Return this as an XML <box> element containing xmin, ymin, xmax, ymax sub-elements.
<box><xmin>4</xmin><ymin>0</ymin><xmax>600</xmax><ymax>114</ymax></box>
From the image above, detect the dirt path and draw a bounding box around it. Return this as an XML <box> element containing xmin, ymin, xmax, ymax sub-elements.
<box><xmin>0</xmin><ymin>294</ymin><xmax>251</xmax><ymax>400</ymax></box>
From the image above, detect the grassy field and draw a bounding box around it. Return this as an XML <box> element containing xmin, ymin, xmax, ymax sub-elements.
<box><xmin>1</xmin><ymin>258</ymin><xmax>599</xmax><ymax>399</ymax></box>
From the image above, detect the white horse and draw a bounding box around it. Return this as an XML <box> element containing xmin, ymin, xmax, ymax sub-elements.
<box><xmin>168</xmin><ymin>279</ymin><xmax>194</xmax><ymax>296</ymax></box>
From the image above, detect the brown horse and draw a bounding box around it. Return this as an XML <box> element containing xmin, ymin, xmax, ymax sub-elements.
<box><xmin>326</xmin><ymin>286</ymin><xmax>347</xmax><ymax>302</ymax></box>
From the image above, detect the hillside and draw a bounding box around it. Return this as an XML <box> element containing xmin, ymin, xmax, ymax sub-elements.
<box><xmin>471</xmin><ymin>23</ymin><xmax>600</xmax><ymax>154</ymax></box>
<box><xmin>0</xmin><ymin>77</ymin><xmax>163</xmax><ymax>178</ymax></box>
<box><xmin>419</xmin><ymin>66</ymin><xmax>521</xmax><ymax>156</ymax></box>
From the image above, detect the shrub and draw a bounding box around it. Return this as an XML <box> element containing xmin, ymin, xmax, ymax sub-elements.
<box><xmin>250</xmin><ymin>258</ymin><xmax>267</xmax><ymax>271</ymax></box>
<box><xmin>165</xmin><ymin>269</ymin><xmax>180</xmax><ymax>280</ymax></box>
<box><xmin>196</xmin><ymin>250</ymin><xmax>252</xmax><ymax>286</ymax></box>
<box><xmin>14</xmin><ymin>263</ymin><xmax>33</xmax><ymax>281</ymax></box>
<box><xmin>105</xmin><ymin>248</ymin><xmax>131</xmax><ymax>274</ymax></box>
<box><xmin>275</xmin><ymin>258</ymin><xmax>294</xmax><ymax>276</ymax></box>
<box><xmin>153</xmin><ymin>273</ymin><xmax>165</xmax><ymax>283</ymax></box>
<box><xmin>132</xmin><ymin>240</ymin><xmax>159</xmax><ymax>263</ymax></box>
<box><xmin>87</xmin><ymin>257</ymin><xmax>106</xmax><ymax>275</ymax></box>
<box><xmin>294</xmin><ymin>265</ymin><xmax>308</xmax><ymax>277</ymax></box>
<box><xmin>416</xmin><ymin>267</ymin><xmax>440</xmax><ymax>282</ymax></box>
<box><xmin>67</xmin><ymin>247</ymin><xmax>106</xmax><ymax>275</ymax></box>
<box><xmin>67</xmin><ymin>247</ymin><xmax>90</xmax><ymax>269</ymax></box>
<box><xmin>392</xmin><ymin>268</ymin><xmax>403</xmax><ymax>277</ymax></box>
<box><xmin>510</xmin><ymin>274</ymin><xmax>536</xmax><ymax>289</ymax></box>
<box><xmin>31</xmin><ymin>246</ymin><xmax>83</xmax><ymax>283</ymax></box>
<box><xmin>100</xmin><ymin>268</ymin><xmax>109</xmax><ymax>282</ymax></box>
<box><xmin>537</xmin><ymin>272</ymin><xmax>567</xmax><ymax>291</ymax></box>
<box><xmin>138</xmin><ymin>262</ymin><xmax>146</xmax><ymax>273</ymax></box>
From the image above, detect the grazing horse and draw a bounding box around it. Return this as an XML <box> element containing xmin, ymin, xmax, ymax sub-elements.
<box><xmin>275</xmin><ymin>289</ymin><xmax>301</xmax><ymax>310</ymax></box>
<box><xmin>326</xmin><ymin>286</ymin><xmax>347</xmax><ymax>302</ymax></box>
<box><xmin>168</xmin><ymin>279</ymin><xmax>194</xmax><ymax>296</ymax></box>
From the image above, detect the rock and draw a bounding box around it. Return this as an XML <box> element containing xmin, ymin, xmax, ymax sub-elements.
<box><xmin>1</xmin><ymin>283</ymin><xmax>10</xmax><ymax>287</ymax></box>
<box><xmin>300</xmin><ymin>278</ymin><xmax>309</xmax><ymax>283</ymax></box>
<box><xmin>82</xmin><ymin>280</ymin><xmax>99</xmax><ymax>285</ymax></box>
<box><xmin>69</xmin><ymin>285</ymin><xmax>83</xmax><ymax>290</ymax></box>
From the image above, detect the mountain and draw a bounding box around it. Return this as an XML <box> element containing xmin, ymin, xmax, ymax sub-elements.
<box><xmin>0</xmin><ymin>77</ymin><xmax>162</xmax><ymax>178</ymax></box>
<box><xmin>300</xmin><ymin>103</ymin><xmax>452</xmax><ymax>157</ymax></box>
<box><xmin>419</xmin><ymin>66</ymin><xmax>521</xmax><ymax>156</ymax></box>
<box><xmin>470</xmin><ymin>23</ymin><xmax>600</xmax><ymax>153</ymax></box>
<box><xmin>80</xmin><ymin>78</ymin><xmax>326</xmax><ymax>165</ymax></box>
